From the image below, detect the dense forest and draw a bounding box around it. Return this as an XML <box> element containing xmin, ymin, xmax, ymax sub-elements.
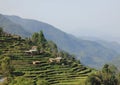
<box><xmin>0</xmin><ymin>27</ymin><xmax>120</xmax><ymax>85</ymax></box>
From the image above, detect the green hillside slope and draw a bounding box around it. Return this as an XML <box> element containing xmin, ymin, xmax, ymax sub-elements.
<box><xmin>0</xmin><ymin>29</ymin><xmax>94</xmax><ymax>85</ymax></box>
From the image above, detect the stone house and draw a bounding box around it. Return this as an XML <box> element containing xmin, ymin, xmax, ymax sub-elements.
<box><xmin>49</xmin><ymin>57</ymin><xmax>62</xmax><ymax>63</ymax></box>
<box><xmin>25</xmin><ymin>46</ymin><xmax>38</xmax><ymax>55</ymax></box>
<box><xmin>32</xmin><ymin>61</ymin><xmax>41</xmax><ymax>65</ymax></box>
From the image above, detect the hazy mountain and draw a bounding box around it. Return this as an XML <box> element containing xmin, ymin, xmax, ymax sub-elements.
<box><xmin>80</xmin><ymin>36</ymin><xmax>120</xmax><ymax>54</ymax></box>
<box><xmin>0</xmin><ymin>14</ymin><xmax>119</xmax><ymax>68</ymax></box>
<box><xmin>0</xmin><ymin>14</ymin><xmax>31</xmax><ymax>37</ymax></box>
<box><xmin>95</xmin><ymin>41</ymin><xmax>120</xmax><ymax>54</ymax></box>
<box><xmin>80</xmin><ymin>36</ymin><xmax>120</xmax><ymax>68</ymax></box>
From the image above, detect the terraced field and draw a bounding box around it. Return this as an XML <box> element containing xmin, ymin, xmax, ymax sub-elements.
<box><xmin>0</xmin><ymin>35</ymin><xmax>27</xmax><ymax>56</ymax></box>
<box><xmin>10</xmin><ymin>54</ymin><xmax>94</xmax><ymax>85</ymax></box>
<box><xmin>0</xmin><ymin>33</ymin><xmax>94</xmax><ymax>85</ymax></box>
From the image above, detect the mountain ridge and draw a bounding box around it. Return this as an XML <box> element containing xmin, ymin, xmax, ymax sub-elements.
<box><xmin>0</xmin><ymin>14</ymin><xmax>31</xmax><ymax>37</ymax></box>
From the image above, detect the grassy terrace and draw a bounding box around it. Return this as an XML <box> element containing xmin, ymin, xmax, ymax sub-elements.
<box><xmin>0</xmin><ymin>33</ymin><xmax>94</xmax><ymax>85</ymax></box>
<box><xmin>11</xmin><ymin>54</ymin><xmax>94</xmax><ymax>85</ymax></box>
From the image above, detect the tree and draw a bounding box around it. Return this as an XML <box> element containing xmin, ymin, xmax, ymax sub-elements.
<box><xmin>102</xmin><ymin>64</ymin><xmax>118</xmax><ymax>85</ymax></box>
<box><xmin>47</xmin><ymin>41</ymin><xmax>58</xmax><ymax>56</ymax></box>
<box><xmin>1</xmin><ymin>57</ymin><xmax>13</xmax><ymax>77</ymax></box>
<box><xmin>37</xmin><ymin>79</ymin><xmax>50</xmax><ymax>85</ymax></box>
<box><xmin>85</xmin><ymin>72</ymin><xmax>102</xmax><ymax>85</ymax></box>
<box><xmin>38</xmin><ymin>31</ymin><xmax>47</xmax><ymax>44</ymax></box>
<box><xmin>85</xmin><ymin>64</ymin><xmax>119</xmax><ymax>85</ymax></box>
<box><xmin>32</xmin><ymin>32</ymin><xmax>39</xmax><ymax>44</ymax></box>
<box><xmin>0</xmin><ymin>27</ymin><xmax>3</xmax><ymax>35</ymax></box>
<box><xmin>102</xmin><ymin>64</ymin><xmax>111</xmax><ymax>73</ymax></box>
<box><xmin>31</xmin><ymin>31</ymin><xmax>48</xmax><ymax>54</ymax></box>
<box><xmin>117</xmin><ymin>73</ymin><xmax>120</xmax><ymax>84</ymax></box>
<box><xmin>32</xmin><ymin>31</ymin><xmax>46</xmax><ymax>43</ymax></box>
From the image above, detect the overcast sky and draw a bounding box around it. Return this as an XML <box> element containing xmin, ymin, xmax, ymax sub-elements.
<box><xmin>0</xmin><ymin>0</ymin><xmax>120</xmax><ymax>42</ymax></box>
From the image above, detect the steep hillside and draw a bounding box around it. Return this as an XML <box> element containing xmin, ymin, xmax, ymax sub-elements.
<box><xmin>0</xmin><ymin>14</ymin><xmax>119</xmax><ymax>68</ymax></box>
<box><xmin>0</xmin><ymin>30</ymin><xmax>94</xmax><ymax>85</ymax></box>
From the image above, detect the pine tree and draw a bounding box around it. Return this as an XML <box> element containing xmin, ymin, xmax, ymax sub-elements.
<box><xmin>0</xmin><ymin>27</ymin><xmax>3</xmax><ymax>35</ymax></box>
<box><xmin>1</xmin><ymin>57</ymin><xmax>13</xmax><ymax>77</ymax></box>
<box><xmin>32</xmin><ymin>32</ymin><xmax>39</xmax><ymax>44</ymax></box>
<box><xmin>38</xmin><ymin>30</ymin><xmax>47</xmax><ymax>44</ymax></box>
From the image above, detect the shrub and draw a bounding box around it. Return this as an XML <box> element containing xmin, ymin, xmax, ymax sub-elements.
<box><xmin>37</xmin><ymin>79</ymin><xmax>50</xmax><ymax>85</ymax></box>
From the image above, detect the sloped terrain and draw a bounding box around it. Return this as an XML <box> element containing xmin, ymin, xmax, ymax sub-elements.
<box><xmin>0</xmin><ymin>31</ymin><xmax>94</xmax><ymax>85</ymax></box>
<box><xmin>12</xmin><ymin>54</ymin><xmax>93</xmax><ymax>85</ymax></box>
<box><xmin>0</xmin><ymin>34</ymin><xmax>27</xmax><ymax>56</ymax></box>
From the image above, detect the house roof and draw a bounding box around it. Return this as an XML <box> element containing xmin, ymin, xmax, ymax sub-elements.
<box><xmin>31</xmin><ymin>46</ymin><xmax>37</xmax><ymax>50</ymax></box>
<box><xmin>55</xmin><ymin>57</ymin><xmax>62</xmax><ymax>60</ymax></box>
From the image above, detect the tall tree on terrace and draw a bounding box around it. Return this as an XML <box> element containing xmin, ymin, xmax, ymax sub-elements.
<box><xmin>47</xmin><ymin>41</ymin><xmax>58</xmax><ymax>56</ymax></box>
<box><xmin>38</xmin><ymin>31</ymin><xmax>47</xmax><ymax>53</ymax></box>
<box><xmin>32</xmin><ymin>32</ymin><xmax>39</xmax><ymax>44</ymax></box>
<box><xmin>102</xmin><ymin>64</ymin><xmax>118</xmax><ymax>85</ymax></box>
<box><xmin>0</xmin><ymin>27</ymin><xmax>3</xmax><ymax>35</ymax></box>
<box><xmin>38</xmin><ymin>31</ymin><xmax>47</xmax><ymax>44</ymax></box>
<box><xmin>85</xmin><ymin>64</ymin><xmax>119</xmax><ymax>85</ymax></box>
<box><xmin>1</xmin><ymin>56</ymin><xmax>14</xmax><ymax>77</ymax></box>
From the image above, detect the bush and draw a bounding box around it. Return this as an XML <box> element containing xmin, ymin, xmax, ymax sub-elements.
<box><xmin>37</xmin><ymin>79</ymin><xmax>50</xmax><ymax>85</ymax></box>
<box><xmin>9</xmin><ymin>77</ymin><xmax>34</xmax><ymax>85</ymax></box>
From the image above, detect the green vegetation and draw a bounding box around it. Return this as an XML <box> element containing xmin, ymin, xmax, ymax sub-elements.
<box><xmin>9</xmin><ymin>77</ymin><xmax>34</xmax><ymax>85</ymax></box>
<box><xmin>0</xmin><ymin>28</ymin><xmax>93</xmax><ymax>85</ymax></box>
<box><xmin>86</xmin><ymin>64</ymin><xmax>120</xmax><ymax>85</ymax></box>
<box><xmin>36</xmin><ymin>79</ymin><xmax>50</xmax><ymax>85</ymax></box>
<box><xmin>0</xmin><ymin>27</ymin><xmax>120</xmax><ymax>85</ymax></box>
<box><xmin>1</xmin><ymin>56</ymin><xmax>14</xmax><ymax>77</ymax></box>
<box><xmin>0</xmin><ymin>27</ymin><xmax>3</xmax><ymax>35</ymax></box>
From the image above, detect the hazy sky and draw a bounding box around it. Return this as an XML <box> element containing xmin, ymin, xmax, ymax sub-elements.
<box><xmin>0</xmin><ymin>0</ymin><xmax>120</xmax><ymax>42</ymax></box>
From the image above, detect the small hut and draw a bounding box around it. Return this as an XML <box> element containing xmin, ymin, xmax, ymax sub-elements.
<box><xmin>32</xmin><ymin>61</ymin><xmax>41</xmax><ymax>65</ymax></box>
<box><xmin>25</xmin><ymin>46</ymin><xmax>38</xmax><ymax>55</ymax></box>
<box><xmin>49</xmin><ymin>58</ymin><xmax>55</xmax><ymax>63</ymax></box>
<box><xmin>49</xmin><ymin>57</ymin><xmax>62</xmax><ymax>63</ymax></box>
<box><xmin>55</xmin><ymin>57</ymin><xmax>62</xmax><ymax>63</ymax></box>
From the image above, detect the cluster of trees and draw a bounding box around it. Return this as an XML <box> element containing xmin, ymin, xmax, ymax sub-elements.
<box><xmin>0</xmin><ymin>57</ymin><xmax>13</xmax><ymax>77</ymax></box>
<box><xmin>0</xmin><ymin>27</ymin><xmax>2</xmax><ymax>33</ymax></box>
<box><xmin>0</xmin><ymin>56</ymin><xmax>14</xmax><ymax>85</ymax></box>
<box><xmin>27</xmin><ymin>31</ymin><xmax>58</xmax><ymax>55</ymax></box>
<box><xmin>32</xmin><ymin>31</ymin><xmax>47</xmax><ymax>45</ymax></box>
<box><xmin>0</xmin><ymin>56</ymin><xmax>13</xmax><ymax>77</ymax></box>
<box><xmin>86</xmin><ymin>64</ymin><xmax>120</xmax><ymax>85</ymax></box>
<box><xmin>0</xmin><ymin>27</ymin><xmax>4</xmax><ymax>36</ymax></box>
<box><xmin>29</xmin><ymin>31</ymin><xmax>76</xmax><ymax>59</ymax></box>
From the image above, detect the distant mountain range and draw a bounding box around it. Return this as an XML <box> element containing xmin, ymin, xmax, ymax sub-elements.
<box><xmin>0</xmin><ymin>13</ymin><xmax>120</xmax><ymax>68</ymax></box>
<box><xmin>80</xmin><ymin>36</ymin><xmax>120</xmax><ymax>54</ymax></box>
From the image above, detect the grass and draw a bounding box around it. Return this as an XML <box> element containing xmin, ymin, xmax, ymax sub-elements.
<box><xmin>10</xmin><ymin>54</ymin><xmax>93</xmax><ymax>84</ymax></box>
